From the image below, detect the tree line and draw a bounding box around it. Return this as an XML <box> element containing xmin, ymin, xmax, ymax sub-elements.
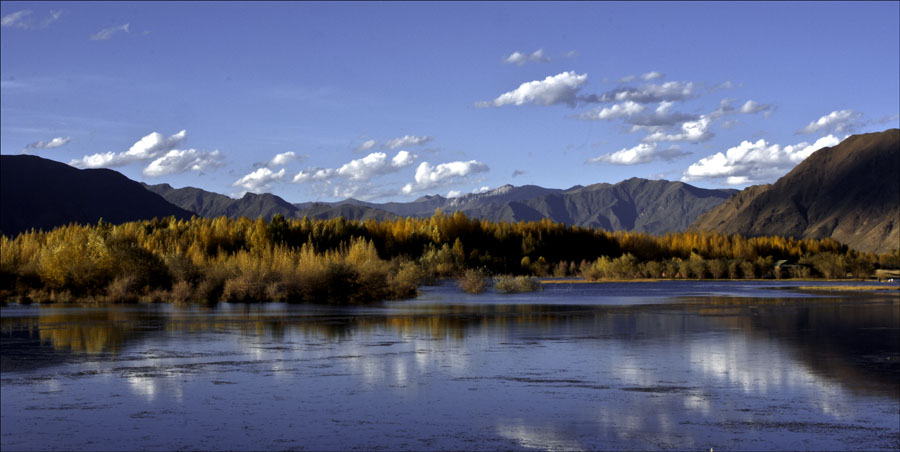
<box><xmin>1</xmin><ymin>211</ymin><xmax>897</xmax><ymax>304</ymax></box>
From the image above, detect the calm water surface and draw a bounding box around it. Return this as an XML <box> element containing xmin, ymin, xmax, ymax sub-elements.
<box><xmin>2</xmin><ymin>281</ymin><xmax>898</xmax><ymax>451</ymax></box>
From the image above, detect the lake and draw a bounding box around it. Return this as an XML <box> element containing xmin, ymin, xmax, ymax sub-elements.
<box><xmin>2</xmin><ymin>281</ymin><xmax>898</xmax><ymax>451</ymax></box>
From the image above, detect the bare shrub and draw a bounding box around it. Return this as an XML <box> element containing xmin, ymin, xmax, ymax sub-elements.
<box><xmin>494</xmin><ymin>275</ymin><xmax>541</xmax><ymax>293</ymax></box>
<box><xmin>458</xmin><ymin>268</ymin><xmax>488</xmax><ymax>294</ymax></box>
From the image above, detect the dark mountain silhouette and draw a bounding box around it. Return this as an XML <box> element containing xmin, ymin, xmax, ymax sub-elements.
<box><xmin>1</xmin><ymin>155</ymin><xmax>191</xmax><ymax>236</ymax></box>
<box><xmin>691</xmin><ymin>129</ymin><xmax>900</xmax><ymax>253</ymax></box>
<box><xmin>143</xmin><ymin>183</ymin><xmax>301</xmax><ymax>220</ymax></box>
<box><xmin>288</xmin><ymin>180</ymin><xmax>735</xmax><ymax>234</ymax></box>
<box><xmin>151</xmin><ymin>178</ymin><xmax>734</xmax><ymax>234</ymax></box>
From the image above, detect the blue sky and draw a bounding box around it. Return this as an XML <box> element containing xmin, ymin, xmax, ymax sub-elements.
<box><xmin>2</xmin><ymin>1</ymin><xmax>898</xmax><ymax>202</ymax></box>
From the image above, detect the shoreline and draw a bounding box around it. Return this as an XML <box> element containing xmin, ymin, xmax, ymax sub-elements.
<box><xmin>538</xmin><ymin>278</ymin><xmax>894</xmax><ymax>285</ymax></box>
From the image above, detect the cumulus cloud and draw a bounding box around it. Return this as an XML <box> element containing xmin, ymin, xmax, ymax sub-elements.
<box><xmin>619</xmin><ymin>75</ymin><xmax>637</xmax><ymax>83</ymax></box>
<box><xmin>589</xmin><ymin>143</ymin><xmax>690</xmax><ymax>165</ymax></box>
<box><xmin>143</xmin><ymin>149</ymin><xmax>224</xmax><ymax>177</ymax></box>
<box><xmin>356</xmin><ymin>139</ymin><xmax>376</xmax><ymax>152</ymax></box>
<box><xmin>25</xmin><ymin>136</ymin><xmax>70</xmax><ymax>150</ymax></box>
<box><xmin>292</xmin><ymin>167</ymin><xmax>335</xmax><ymax>183</ymax></box>
<box><xmin>682</xmin><ymin>135</ymin><xmax>841</xmax><ymax>185</ymax></box>
<box><xmin>335</xmin><ymin>151</ymin><xmax>417</xmax><ymax>180</ymax></box>
<box><xmin>90</xmin><ymin>23</ymin><xmax>129</xmax><ymax>40</ymax></box>
<box><xmin>642</xmin><ymin>115</ymin><xmax>713</xmax><ymax>143</ymax></box>
<box><xmin>798</xmin><ymin>109</ymin><xmax>862</xmax><ymax>134</ymax></box>
<box><xmin>70</xmin><ymin>130</ymin><xmax>187</xmax><ymax>168</ymax></box>
<box><xmin>391</xmin><ymin>150</ymin><xmax>416</xmax><ymax>167</ymax></box>
<box><xmin>503</xmin><ymin>49</ymin><xmax>550</xmax><ymax>65</ymax></box>
<box><xmin>446</xmin><ymin>190</ymin><xmax>462</xmax><ymax>198</ymax></box>
<box><xmin>641</xmin><ymin>71</ymin><xmax>664</xmax><ymax>81</ymax></box>
<box><xmin>232</xmin><ymin>167</ymin><xmax>286</xmax><ymax>193</ymax></box>
<box><xmin>268</xmin><ymin>151</ymin><xmax>300</xmax><ymax>167</ymax></box>
<box><xmin>384</xmin><ymin>135</ymin><xmax>432</xmax><ymax>149</ymax></box>
<box><xmin>401</xmin><ymin>160</ymin><xmax>489</xmax><ymax>194</ymax></box>
<box><xmin>337</xmin><ymin>152</ymin><xmax>389</xmax><ymax>180</ymax></box>
<box><xmin>578</xmin><ymin>101</ymin><xmax>645</xmax><ymax>120</ymax></box>
<box><xmin>292</xmin><ymin>150</ymin><xmax>416</xmax><ymax>184</ymax></box>
<box><xmin>477</xmin><ymin>71</ymin><xmax>588</xmax><ymax>107</ymax></box>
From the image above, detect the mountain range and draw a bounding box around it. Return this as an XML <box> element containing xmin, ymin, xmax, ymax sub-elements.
<box><xmin>2</xmin><ymin>129</ymin><xmax>897</xmax><ymax>253</ymax></box>
<box><xmin>145</xmin><ymin>178</ymin><xmax>736</xmax><ymax>235</ymax></box>
<box><xmin>691</xmin><ymin>128</ymin><xmax>899</xmax><ymax>254</ymax></box>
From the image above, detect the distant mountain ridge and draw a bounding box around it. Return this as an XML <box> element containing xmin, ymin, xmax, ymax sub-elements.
<box><xmin>143</xmin><ymin>183</ymin><xmax>300</xmax><ymax>220</ymax></box>
<box><xmin>149</xmin><ymin>178</ymin><xmax>736</xmax><ymax>235</ymax></box>
<box><xmin>1</xmin><ymin>155</ymin><xmax>192</xmax><ymax>236</ymax></box>
<box><xmin>691</xmin><ymin>129</ymin><xmax>900</xmax><ymax>253</ymax></box>
<box><xmin>0</xmin><ymin>155</ymin><xmax>737</xmax><ymax>238</ymax></box>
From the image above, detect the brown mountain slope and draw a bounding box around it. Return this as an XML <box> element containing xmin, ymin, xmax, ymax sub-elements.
<box><xmin>690</xmin><ymin>129</ymin><xmax>899</xmax><ymax>253</ymax></box>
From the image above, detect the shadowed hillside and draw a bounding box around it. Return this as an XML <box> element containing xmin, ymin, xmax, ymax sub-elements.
<box><xmin>1</xmin><ymin>155</ymin><xmax>191</xmax><ymax>236</ymax></box>
<box><xmin>691</xmin><ymin>129</ymin><xmax>900</xmax><ymax>253</ymax></box>
<box><xmin>144</xmin><ymin>183</ymin><xmax>301</xmax><ymax>220</ymax></box>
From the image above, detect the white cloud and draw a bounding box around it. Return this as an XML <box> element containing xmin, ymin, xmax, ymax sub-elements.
<box><xmin>473</xmin><ymin>186</ymin><xmax>491</xmax><ymax>194</ymax></box>
<box><xmin>25</xmin><ymin>136</ymin><xmax>70</xmax><ymax>150</ymax></box>
<box><xmin>641</xmin><ymin>71</ymin><xmax>664</xmax><ymax>81</ymax></box>
<box><xmin>128</xmin><ymin>129</ymin><xmax>186</xmax><ymax>159</ymax></box>
<box><xmin>335</xmin><ymin>150</ymin><xmax>418</xmax><ymax>181</ymax></box>
<box><xmin>503</xmin><ymin>49</ymin><xmax>550</xmax><ymax>66</ymax></box>
<box><xmin>291</xmin><ymin>149</ymin><xmax>415</xmax><ymax>185</ymax></box>
<box><xmin>69</xmin><ymin>152</ymin><xmax>119</xmax><ymax>168</ymax></box>
<box><xmin>579</xmin><ymin>101</ymin><xmax>645</xmax><ymax>120</ymax></box>
<box><xmin>682</xmin><ymin>134</ymin><xmax>841</xmax><ymax>185</ymax></box>
<box><xmin>292</xmin><ymin>167</ymin><xmax>335</xmax><ymax>183</ymax></box>
<box><xmin>799</xmin><ymin>109</ymin><xmax>862</xmax><ymax>134</ymax></box>
<box><xmin>1</xmin><ymin>9</ymin><xmax>62</xmax><ymax>29</ymax></box>
<box><xmin>337</xmin><ymin>152</ymin><xmax>388</xmax><ymax>180</ymax></box>
<box><xmin>143</xmin><ymin>149</ymin><xmax>224</xmax><ymax>177</ymax></box>
<box><xmin>70</xmin><ymin>130</ymin><xmax>187</xmax><ymax>168</ymax></box>
<box><xmin>91</xmin><ymin>23</ymin><xmax>129</xmax><ymax>40</ymax></box>
<box><xmin>447</xmin><ymin>190</ymin><xmax>462</xmax><ymax>198</ymax></box>
<box><xmin>739</xmin><ymin>100</ymin><xmax>771</xmax><ymax>114</ymax></box>
<box><xmin>391</xmin><ymin>150</ymin><xmax>416</xmax><ymax>167</ymax></box>
<box><xmin>1</xmin><ymin>10</ymin><xmax>31</xmax><ymax>28</ymax></box>
<box><xmin>384</xmin><ymin>135</ymin><xmax>432</xmax><ymax>149</ymax></box>
<box><xmin>624</xmin><ymin>101</ymin><xmax>698</xmax><ymax>127</ymax></box>
<box><xmin>589</xmin><ymin>143</ymin><xmax>689</xmax><ymax>165</ymax></box>
<box><xmin>269</xmin><ymin>151</ymin><xmax>299</xmax><ymax>167</ymax></box>
<box><xmin>478</xmin><ymin>71</ymin><xmax>588</xmax><ymax>107</ymax></box>
<box><xmin>402</xmin><ymin>160</ymin><xmax>489</xmax><ymax>194</ymax></box>
<box><xmin>642</xmin><ymin>115</ymin><xmax>713</xmax><ymax>143</ymax></box>
<box><xmin>232</xmin><ymin>167</ymin><xmax>286</xmax><ymax>193</ymax></box>
<box><xmin>590</xmin><ymin>81</ymin><xmax>695</xmax><ymax>104</ymax></box>
<box><xmin>356</xmin><ymin>139</ymin><xmax>376</xmax><ymax>152</ymax></box>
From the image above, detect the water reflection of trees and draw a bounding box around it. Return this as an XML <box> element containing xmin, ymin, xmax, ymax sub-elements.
<box><xmin>2</xmin><ymin>298</ymin><xmax>896</xmax><ymax>397</ymax></box>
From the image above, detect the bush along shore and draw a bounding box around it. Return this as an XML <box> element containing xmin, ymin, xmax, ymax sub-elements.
<box><xmin>1</xmin><ymin>212</ymin><xmax>897</xmax><ymax>305</ymax></box>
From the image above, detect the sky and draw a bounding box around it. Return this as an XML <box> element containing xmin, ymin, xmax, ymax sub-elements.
<box><xmin>2</xmin><ymin>1</ymin><xmax>898</xmax><ymax>202</ymax></box>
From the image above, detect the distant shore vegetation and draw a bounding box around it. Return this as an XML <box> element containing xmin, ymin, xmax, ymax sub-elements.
<box><xmin>1</xmin><ymin>211</ymin><xmax>898</xmax><ymax>304</ymax></box>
